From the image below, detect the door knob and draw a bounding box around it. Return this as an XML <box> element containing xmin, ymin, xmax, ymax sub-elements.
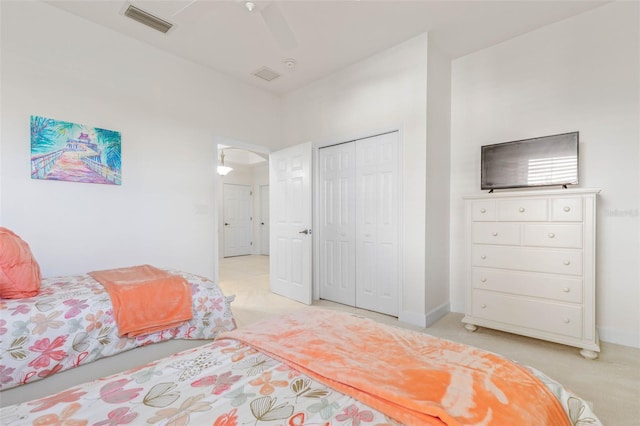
<box><xmin>224</xmin><ymin>222</ymin><xmax>230</xmax><ymax>226</ymax></box>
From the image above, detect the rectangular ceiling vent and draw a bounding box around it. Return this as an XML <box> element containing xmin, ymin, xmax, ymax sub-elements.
<box><xmin>252</xmin><ymin>67</ymin><xmax>281</xmax><ymax>82</ymax></box>
<box><xmin>124</xmin><ymin>5</ymin><xmax>173</xmax><ymax>34</ymax></box>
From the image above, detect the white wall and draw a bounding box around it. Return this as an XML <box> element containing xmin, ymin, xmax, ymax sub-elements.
<box><xmin>283</xmin><ymin>33</ymin><xmax>451</xmax><ymax>327</ymax></box>
<box><xmin>425</xmin><ymin>39</ymin><xmax>452</xmax><ymax>320</ymax></box>
<box><xmin>0</xmin><ymin>1</ymin><xmax>281</xmax><ymax>279</ymax></box>
<box><xmin>450</xmin><ymin>2</ymin><xmax>640</xmax><ymax>347</ymax></box>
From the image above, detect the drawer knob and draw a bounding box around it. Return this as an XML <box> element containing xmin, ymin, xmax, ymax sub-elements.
<box><xmin>563</xmin><ymin>318</ymin><xmax>571</xmax><ymax>324</ymax></box>
<box><xmin>518</xmin><ymin>207</ymin><xmax>525</xmax><ymax>213</ymax></box>
<box><xmin>564</xmin><ymin>206</ymin><xmax>571</xmax><ymax>212</ymax></box>
<box><xmin>563</xmin><ymin>287</ymin><xmax>570</xmax><ymax>293</ymax></box>
<box><xmin>480</xmin><ymin>255</ymin><xmax>486</xmax><ymax>260</ymax></box>
<box><xmin>548</xmin><ymin>233</ymin><xmax>555</xmax><ymax>238</ymax></box>
<box><xmin>480</xmin><ymin>277</ymin><xmax>487</xmax><ymax>283</ymax></box>
<box><xmin>492</xmin><ymin>232</ymin><xmax>498</xmax><ymax>237</ymax></box>
<box><xmin>480</xmin><ymin>208</ymin><xmax>486</xmax><ymax>213</ymax></box>
<box><xmin>481</xmin><ymin>304</ymin><xmax>487</xmax><ymax>309</ymax></box>
<box><xmin>563</xmin><ymin>260</ymin><xmax>571</xmax><ymax>266</ymax></box>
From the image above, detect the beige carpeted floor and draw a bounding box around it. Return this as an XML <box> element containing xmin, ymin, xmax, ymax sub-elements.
<box><xmin>218</xmin><ymin>255</ymin><xmax>640</xmax><ymax>426</ymax></box>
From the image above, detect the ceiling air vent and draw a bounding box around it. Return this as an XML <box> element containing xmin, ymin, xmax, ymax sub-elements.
<box><xmin>252</xmin><ymin>67</ymin><xmax>281</xmax><ymax>82</ymax></box>
<box><xmin>124</xmin><ymin>5</ymin><xmax>173</xmax><ymax>34</ymax></box>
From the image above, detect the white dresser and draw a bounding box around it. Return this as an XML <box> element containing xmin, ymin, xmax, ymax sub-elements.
<box><xmin>462</xmin><ymin>188</ymin><xmax>600</xmax><ymax>359</ymax></box>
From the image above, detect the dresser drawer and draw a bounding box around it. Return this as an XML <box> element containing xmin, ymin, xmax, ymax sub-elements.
<box><xmin>472</xmin><ymin>267</ymin><xmax>583</xmax><ymax>303</ymax></box>
<box><xmin>498</xmin><ymin>199</ymin><xmax>548</xmax><ymax>221</ymax></box>
<box><xmin>472</xmin><ymin>290</ymin><xmax>583</xmax><ymax>338</ymax></box>
<box><xmin>472</xmin><ymin>223</ymin><xmax>520</xmax><ymax>245</ymax></box>
<box><xmin>471</xmin><ymin>200</ymin><xmax>496</xmax><ymax>221</ymax></box>
<box><xmin>472</xmin><ymin>245</ymin><xmax>583</xmax><ymax>275</ymax></box>
<box><xmin>523</xmin><ymin>224</ymin><xmax>583</xmax><ymax>248</ymax></box>
<box><xmin>551</xmin><ymin>198</ymin><xmax>583</xmax><ymax>221</ymax></box>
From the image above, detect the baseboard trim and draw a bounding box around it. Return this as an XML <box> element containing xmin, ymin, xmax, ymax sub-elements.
<box><xmin>425</xmin><ymin>302</ymin><xmax>450</xmax><ymax>327</ymax></box>
<box><xmin>399</xmin><ymin>310</ymin><xmax>427</xmax><ymax>328</ymax></box>
<box><xmin>399</xmin><ymin>302</ymin><xmax>450</xmax><ymax>329</ymax></box>
<box><xmin>598</xmin><ymin>326</ymin><xmax>640</xmax><ymax>349</ymax></box>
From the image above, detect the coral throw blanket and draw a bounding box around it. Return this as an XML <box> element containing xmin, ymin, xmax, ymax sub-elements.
<box><xmin>89</xmin><ymin>265</ymin><xmax>193</xmax><ymax>337</ymax></box>
<box><xmin>219</xmin><ymin>310</ymin><xmax>570</xmax><ymax>426</ymax></box>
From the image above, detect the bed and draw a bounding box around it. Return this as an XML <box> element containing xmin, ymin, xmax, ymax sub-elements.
<box><xmin>0</xmin><ymin>310</ymin><xmax>601</xmax><ymax>425</ymax></box>
<box><xmin>0</xmin><ymin>268</ymin><xmax>236</xmax><ymax>394</ymax></box>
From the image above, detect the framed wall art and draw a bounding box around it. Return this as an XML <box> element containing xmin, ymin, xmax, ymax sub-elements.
<box><xmin>30</xmin><ymin>115</ymin><xmax>121</xmax><ymax>185</ymax></box>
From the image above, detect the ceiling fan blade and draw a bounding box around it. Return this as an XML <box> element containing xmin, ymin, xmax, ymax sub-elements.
<box><xmin>170</xmin><ymin>0</ymin><xmax>199</xmax><ymax>17</ymax></box>
<box><xmin>261</xmin><ymin>2</ymin><xmax>298</xmax><ymax>50</ymax></box>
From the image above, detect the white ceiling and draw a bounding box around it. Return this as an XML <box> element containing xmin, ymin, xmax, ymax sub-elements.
<box><xmin>47</xmin><ymin>0</ymin><xmax>608</xmax><ymax>96</ymax></box>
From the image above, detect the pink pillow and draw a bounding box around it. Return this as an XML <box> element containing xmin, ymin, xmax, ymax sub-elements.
<box><xmin>0</xmin><ymin>227</ymin><xmax>41</xmax><ymax>299</ymax></box>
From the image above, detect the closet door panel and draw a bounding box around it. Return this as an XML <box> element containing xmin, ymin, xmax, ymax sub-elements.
<box><xmin>355</xmin><ymin>132</ymin><xmax>399</xmax><ymax>316</ymax></box>
<box><xmin>318</xmin><ymin>143</ymin><xmax>356</xmax><ymax>306</ymax></box>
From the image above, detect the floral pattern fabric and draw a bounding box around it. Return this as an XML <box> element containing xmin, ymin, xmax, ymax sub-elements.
<box><xmin>0</xmin><ymin>269</ymin><xmax>236</xmax><ymax>391</ymax></box>
<box><xmin>0</xmin><ymin>338</ymin><xmax>600</xmax><ymax>426</ymax></box>
<box><xmin>0</xmin><ymin>339</ymin><xmax>397</xmax><ymax>426</ymax></box>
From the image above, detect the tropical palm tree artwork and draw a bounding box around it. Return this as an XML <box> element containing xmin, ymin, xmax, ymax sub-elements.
<box><xmin>30</xmin><ymin>115</ymin><xmax>121</xmax><ymax>185</ymax></box>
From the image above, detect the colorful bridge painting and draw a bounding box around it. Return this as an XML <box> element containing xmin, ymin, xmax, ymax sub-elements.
<box><xmin>30</xmin><ymin>115</ymin><xmax>121</xmax><ymax>185</ymax></box>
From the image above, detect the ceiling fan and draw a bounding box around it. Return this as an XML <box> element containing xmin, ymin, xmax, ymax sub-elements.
<box><xmin>251</xmin><ymin>1</ymin><xmax>298</xmax><ymax>50</ymax></box>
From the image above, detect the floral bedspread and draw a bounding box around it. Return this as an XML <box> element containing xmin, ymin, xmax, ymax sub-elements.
<box><xmin>0</xmin><ymin>269</ymin><xmax>236</xmax><ymax>391</ymax></box>
<box><xmin>0</xmin><ymin>339</ymin><xmax>397</xmax><ymax>426</ymax></box>
<box><xmin>0</xmin><ymin>337</ymin><xmax>600</xmax><ymax>426</ymax></box>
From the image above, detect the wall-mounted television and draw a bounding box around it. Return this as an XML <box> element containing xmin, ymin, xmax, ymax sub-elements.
<box><xmin>481</xmin><ymin>132</ymin><xmax>579</xmax><ymax>190</ymax></box>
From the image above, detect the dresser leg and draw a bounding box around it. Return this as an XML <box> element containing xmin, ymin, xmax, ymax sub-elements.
<box><xmin>579</xmin><ymin>349</ymin><xmax>599</xmax><ymax>360</ymax></box>
<box><xmin>464</xmin><ymin>323</ymin><xmax>478</xmax><ymax>332</ymax></box>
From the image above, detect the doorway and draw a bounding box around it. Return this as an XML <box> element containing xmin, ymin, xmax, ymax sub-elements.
<box><xmin>215</xmin><ymin>141</ymin><xmax>270</xmax><ymax>285</ymax></box>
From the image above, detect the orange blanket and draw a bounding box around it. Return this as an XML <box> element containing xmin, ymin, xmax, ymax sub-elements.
<box><xmin>89</xmin><ymin>265</ymin><xmax>193</xmax><ymax>337</ymax></box>
<box><xmin>219</xmin><ymin>310</ymin><xmax>570</xmax><ymax>426</ymax></box>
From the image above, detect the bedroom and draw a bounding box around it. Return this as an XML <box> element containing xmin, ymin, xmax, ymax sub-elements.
<box><xmin>1</xmin><ymin>0</ymin><xmax>638</xmax><ymax>424</ymax></box>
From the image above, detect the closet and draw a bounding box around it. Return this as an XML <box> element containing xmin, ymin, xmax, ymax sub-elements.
<box><xmin>318</xmin><ymin>132</ymin><xmax>399</xmax><ymax>316</ymax></box>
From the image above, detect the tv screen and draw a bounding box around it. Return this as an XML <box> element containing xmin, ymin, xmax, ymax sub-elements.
<box><xmin>481</xmin><ymin>132</ymin><xmax>579</xmax><ymax>190</ymax></box>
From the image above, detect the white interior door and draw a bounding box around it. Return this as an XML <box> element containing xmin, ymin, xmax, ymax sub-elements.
<box><xmin>318</xmin><ymin>142</ymin><xmax>356</xmax><ymax>306</ymax></box>
<box><xmin>223</xmin><ymin>184</ymin><xmax>253</xmax><ymax>257</ymax></box>
<box><xmin>270</xmin><ymin>142</ymin><xmax>312</xmax><ymax>304</ymax></box>
<box><xmin>260</xmin><ymin>184</ymin><xmax>270</xmax><ymax>255</ymax></box>
<box><xmin>355</xmin><ymin>132</ymin><xmax>399</xmax><ymax>316</ymax></box>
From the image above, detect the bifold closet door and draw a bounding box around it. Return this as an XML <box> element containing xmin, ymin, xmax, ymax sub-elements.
<box><xmin>355</xmin><ymin>132</ymin><xmax>399</xmax><ymax>316</ymax></box>
<box><xmin>318</xmin><ymin>142</ymin><xmax>356</xmax><ymax>307</ymax></box>
<box><xmin>318</xmin><ymin>132</ymin><xmax>399</xmax><ymax>316</ymax></box>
